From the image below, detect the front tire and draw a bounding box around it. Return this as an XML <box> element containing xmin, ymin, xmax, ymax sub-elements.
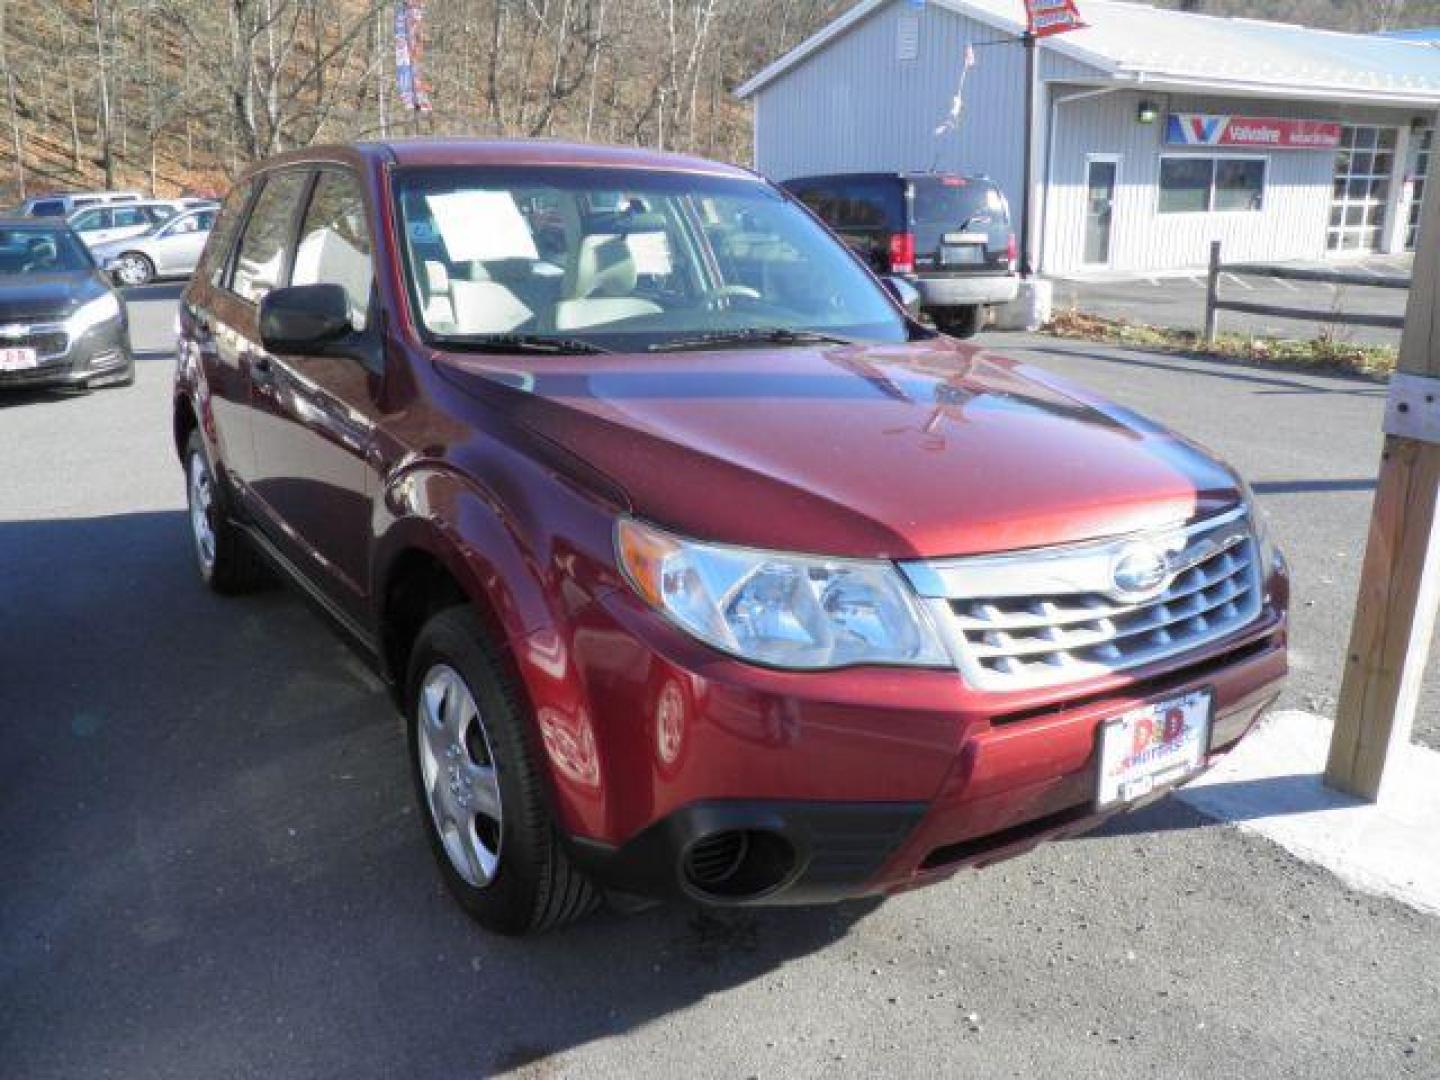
<box><xmin>406</xmin><ymin>607</ymin><xmax>598</xmax><ymax>935</ymax></box>
<box><xmin>184</xmin><ymin>430</ymin><xmax>270</xmax><ymax>594</ymax></box>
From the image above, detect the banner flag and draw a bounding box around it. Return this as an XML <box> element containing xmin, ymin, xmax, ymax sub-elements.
<box><xmin>395</xmin><ymin>0</ymin><xmax>432</xmax><ymax>113</ymax></box>
<box><xmin>1024</xmin><ymin>0</ymin><xmax>1085</xmax><ymax>38</ymax></box>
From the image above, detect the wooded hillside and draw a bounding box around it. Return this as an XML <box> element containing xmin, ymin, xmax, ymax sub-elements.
<box><xmin>0</xmin><ymin>0</ymin><xmax>1433</xmax><ymax>206</ymax></box>
<box><xmin>0</xmin><ymin>0</ymin><xmax>847</xmax><ymax>204</ymax></box>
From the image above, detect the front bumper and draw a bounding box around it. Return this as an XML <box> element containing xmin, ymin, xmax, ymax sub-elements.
<box><xmin>543</xmin><ymin>570</ymin><xmax>1289</xmax><ymax>906</ymax></box>
<box><xmin>0</xmin><ymin>317</ymin><xmax>133</xmax><ymax>390</ymax></box>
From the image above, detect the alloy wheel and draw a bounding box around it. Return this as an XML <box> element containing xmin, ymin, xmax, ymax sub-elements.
<box><xmin>115</xmin><ymin>254</ymin><xmax>152</xmax><ymax>286</ymax></box>
<box><xmin>187</xmin><ymin>451</ymin><xmax>217</xmax><ymax>575</ymax></box>
<box><xmin>416</xmin><ymin>663</ymin><xmax>504</xmax><ymax>888</ymax></box>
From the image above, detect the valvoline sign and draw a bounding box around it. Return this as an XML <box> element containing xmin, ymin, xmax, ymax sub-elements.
<box><xmin>1165</xmin><ymin>113</ymin><xmax>1343</xmax><ymax>151</ymax></box>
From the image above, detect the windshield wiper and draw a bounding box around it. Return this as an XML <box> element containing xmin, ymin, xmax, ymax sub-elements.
<box><xmin>433</xmin><ymin>332</ymin><xmax>610</xmax><ymax>355</ymax></box>
<box><xmin>649</xmin><ymin>328</ymin><xmax>857</xmax><ymax>352</ymax></box>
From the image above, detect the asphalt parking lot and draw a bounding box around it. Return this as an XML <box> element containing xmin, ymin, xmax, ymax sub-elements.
<box><xmin>1052</xmin><ymin>254</ymin><xmax>1412</xmax><ymax>347</ymax></box>
<box><xmin>2</xmin><ymin>336</ymin><xmax>1438</xmax><ymax>1079</ymax></box>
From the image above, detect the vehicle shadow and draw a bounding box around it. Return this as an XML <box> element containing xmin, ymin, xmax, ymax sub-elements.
<box><xmin>1020</xmin><ymin>343</ymin><xmax>1389</xmax><ymax>398</ymax></box>
<box><xmin>1066</xmin><ymin>771</ymin><xmax>1368</xmax><ymax>845</ymax></box>
<box><xmin>0</xmin><ymin>385</ymin><xmax>87</xmax><ymax>407</ymax></box>
<box><xmin>1249</xmin><ymin>478</ymin><xmax>1376</xmax><ymax>496</ymax></box>
<box><xmin>0</xmin><ymin>511</ymin><xmax>881</xmax><ymax>1079</ymax></box>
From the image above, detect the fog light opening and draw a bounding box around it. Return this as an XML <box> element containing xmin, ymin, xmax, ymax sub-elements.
<box><xmin>681</xmin><ymin>829</ymin><xmax>796</xmax><ymax>901</ymax></box>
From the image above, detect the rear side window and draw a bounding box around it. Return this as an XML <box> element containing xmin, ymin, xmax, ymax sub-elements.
<box><xmin>908</xmin><ymin>177</ymin><xmax>1010</xmax><ymax>250</ymax></box>
<box><xmin>71</xmin><ymin>208</ymin><xmax>107</xmax><ymax>231</ymax></box>
<box><xmin>197</xmin><ymin>181</ymin><xmax>256</xmax><ymax>289</ymax></box>
<box><xmin>790</xmin><ymin>184</ymin><xmax>833</xmax><ymax>220</ymax></box>
<box><xmin>231</xmin><ymin>170</ymin><xmax>309</xmax><ymax>303</ymax></box>
<box><xmin>838</xmin><ymin>180</ymin><xmax>899</xmax><ymax>230</ymax></box>
<box><xmin>291</xmin><ymin>170</ymin><xmax>374</xmax><ymax>330</ymax></box>
<box><xmin>30</xmin><ymin>200</ymin><xmax>65</xmax><ymax>217</ymax></box>
<box><xmin>793</xmin><ymin>179</ymin><xmax>901</xmax><ymax>232</ymax></box>
<box><xmin>112</xmin><ymin>207</ymin><xmax>149</xmax><ymax>229</ymax></box>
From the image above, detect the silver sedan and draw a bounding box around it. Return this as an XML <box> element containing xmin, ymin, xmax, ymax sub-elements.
<box><xmin>92</xmin><ymin>206</ymin><xmax>217</xmax><ymax>286</ymax></box>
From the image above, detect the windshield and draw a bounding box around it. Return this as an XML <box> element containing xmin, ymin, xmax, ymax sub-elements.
<box><xmin>395</xmin><ymin>166</ymin><xmax>908</xmax><ymax>352</ymax></box>
<box><xmin>0</xmin><ymin>227</ymin><xmax>94</xmax><ymax>275</ymax></box>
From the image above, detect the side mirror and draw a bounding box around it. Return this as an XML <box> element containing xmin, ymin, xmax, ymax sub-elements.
<box><xmin>881</xmin><ymin>275</ymin><xmax>923</xmax><ymax>317</ymax></box>
<box><xmin>259</xmin><ymin>283</ymin><xmax>353</xmax><ymax>355</ymax></box>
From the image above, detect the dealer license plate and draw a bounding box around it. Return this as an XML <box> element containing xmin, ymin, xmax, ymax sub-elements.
<box><xmin>941</xmin><ymin>244</ymin><xmax>984</xmax><ymax>266</ymax></box>
<box><xmin>1096</xmin><ymin>689</ymin><xmax>1212</xmax><ymax>809</ymax></box>
<box><xmin>0</xmin><ymin>347</ymin><xmax>37</xmax><ymax>371</ymax></box>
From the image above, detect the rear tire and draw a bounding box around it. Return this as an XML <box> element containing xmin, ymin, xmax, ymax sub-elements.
<box><xmin>406</xmin><ymin>606</ymin><xmax>598</xmax><ymax>936</ymax></box>
<box><xmin>184</xmin><ymin>430</ymin><xmax>270</xmax><ymax>594</ymax></box>
<box><xmin>936</xmin><ymin>304</ymin><xmax>984</xmax><ymax>339</ymax></box>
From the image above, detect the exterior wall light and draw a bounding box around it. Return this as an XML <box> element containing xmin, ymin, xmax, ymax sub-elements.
<box><xmin>1137</xmin><ymin>101</ymin><xmax>1159</xmax><ymax>125</ymax></box>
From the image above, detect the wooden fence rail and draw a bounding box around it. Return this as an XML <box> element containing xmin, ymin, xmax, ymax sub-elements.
<box><xmin>1203</xmin><ymin>239</ymin><xmax>1410</xmax><ymax>343</ymax></box>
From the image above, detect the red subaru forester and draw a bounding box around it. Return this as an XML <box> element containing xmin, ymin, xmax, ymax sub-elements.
<box><xmin>174</xmin><ymin>140</ymin><xmax>1288</xmax><ymax>935</ymax></box>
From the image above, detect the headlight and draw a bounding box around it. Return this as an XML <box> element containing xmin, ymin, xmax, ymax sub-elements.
<box><xmin>616</xmin><ymin>518</ymin><xmax>951</xmax><ymax>670</ymax></box>
<box><xmin>1237</xmin><ymin>478</ymin><xmax>1282</xmax><ymax>580</ymax></box>
<box><xmin>67</xmin><ymin>293</ymin><xmax>122</xmax><ymax>336</ymax></box>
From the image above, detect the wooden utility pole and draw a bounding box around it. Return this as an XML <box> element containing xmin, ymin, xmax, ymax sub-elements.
<box><xmin>1324</xmin><ymin>130</ymin><xmax>1440</xmax><ymax>801</ymax></box>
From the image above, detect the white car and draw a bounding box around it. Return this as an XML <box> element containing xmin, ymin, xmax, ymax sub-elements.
<box><xmin>67</xmin><ymin>201</ymin><xmax>184</xmax><ymax>250</ymax></box>
<box><xmin>17</xmin><ymin>190</ymin><xmax>143</xmax><ymax>217</ymax></box>
<box><xmin>92</xmin><ymin>207</ymin><xmax>217</xmax><ymax>286</ymax></box>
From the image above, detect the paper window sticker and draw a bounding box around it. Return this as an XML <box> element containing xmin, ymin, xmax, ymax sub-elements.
<box><xmin>626</xmin><ymin>231</ymin><xmax>672</xmax><ymax>276</ymax></box>
<box><xmin>426</xmin><ymin>191</ymin><xmax>539</xmax><ymax>263</ymax></box>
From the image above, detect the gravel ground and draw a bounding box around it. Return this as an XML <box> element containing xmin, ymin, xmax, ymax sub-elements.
<box><xmin>1</xmin><ymin>349</ymin><xmax>1436</xmax><ymax>1080</ymax></box>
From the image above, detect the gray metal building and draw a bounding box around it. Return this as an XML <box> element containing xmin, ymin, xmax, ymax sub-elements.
<box><xmin>736</xmin><ymin>0</ymin><xmax>1440</xmax><ymax>275</ymax></box>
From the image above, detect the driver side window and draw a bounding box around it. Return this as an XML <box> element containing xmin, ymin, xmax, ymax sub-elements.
<box><xmin>231</xmin><ymin>170</ymin><xmax>309</xmax><ymax>304</ymax></box>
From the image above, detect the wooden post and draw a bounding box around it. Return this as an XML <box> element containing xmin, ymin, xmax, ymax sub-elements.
<box><xmin>1324</xmin><ymin>152</ymin><xmax>1440</xmax><ymax>802</ymax></box>
<box><xmin>1203</xmin><ymin>239</ymin><xmax>1221</xmax><ymax>344</ymax></box>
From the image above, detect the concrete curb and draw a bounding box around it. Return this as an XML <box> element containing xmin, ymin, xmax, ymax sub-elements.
<box><xmin>1177</xmin><ymin>709</ymin><xmax>1440</xmax><ymax>917</ymax></box>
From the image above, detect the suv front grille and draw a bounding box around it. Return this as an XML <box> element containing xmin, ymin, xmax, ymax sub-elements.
<box><xmin>900</xmin><ymin>509</ymin><xmax>1263</xmax><ymax>691</ymax></box>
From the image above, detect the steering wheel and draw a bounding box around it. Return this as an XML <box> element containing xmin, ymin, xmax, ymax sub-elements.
<box><xmin>703</xmin><ymin>284</ymin><xmax>765</xmax><ymax>312</ymax></box>
<box><xmin>714</xmin><ymin>284</ymin><xmax>762</xmax><ymax>300</ymax></box>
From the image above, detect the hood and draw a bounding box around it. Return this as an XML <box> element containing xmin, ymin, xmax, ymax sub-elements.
<box><xmin>436</xmin><ymin>338</ymin><xmax>1243</xmax><ymax>560</ymax></box>
<box><xmin>0</xmin><ymin>272</ymin><xmax>105</xmax><ymax>323</ymax></box>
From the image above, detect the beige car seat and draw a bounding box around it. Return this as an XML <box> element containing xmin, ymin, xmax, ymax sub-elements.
<box><xmin>423</xmin><ymin>258</ymin><xmax>532</xmax><ymax>334</ymax></box>
<box><xmin>554</xmin><ymin>234</ymin><xmax>662</xmax><ymax>331</ymax></box>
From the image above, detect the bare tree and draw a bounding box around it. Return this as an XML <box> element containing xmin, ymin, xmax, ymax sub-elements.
<box><xmin>0</xmin><ymin>0</ymin><xmax>853</xmax><ymax>203</ymax></box>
